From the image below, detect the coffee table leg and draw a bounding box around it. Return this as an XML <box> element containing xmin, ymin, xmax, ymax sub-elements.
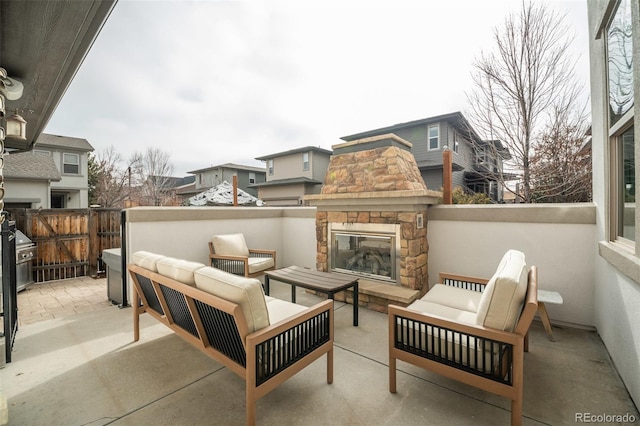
<box><xmin>291</xmin><ymin>285</ymin><xmax>296</xmax><ymax>303</ymax></box>
<box><xmin>353</xmin><ymin>282</ymin><xmax>359</xmax><ymax>326</ymax></box>
<box><xmin>264</xmin><ymin>275</ymin><xmax>270</xmax><ymax>295</ymax></box>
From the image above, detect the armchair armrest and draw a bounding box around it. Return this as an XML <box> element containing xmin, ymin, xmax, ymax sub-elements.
<box><xmin>209</xmin><ymin>253</ymin><xmax>249</xmax><ymax>276</ymax></box>
<box><xmin>248</xmin><ymin>249</ymin><xmax>276</xmax><ymax>259</ymax></box>
<box><xmin>439</xmin><ymin>272</ymin><xmax>489</xmax><ymax>292</ymax></box>
<box><xmin>389</xmin><ymin>304</ymin><xmax>521</xmax><ymax>386</ymax></box>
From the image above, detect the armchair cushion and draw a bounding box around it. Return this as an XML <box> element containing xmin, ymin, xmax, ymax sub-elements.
<box><xmin>407</xmin><ymin>300</ymin><xmax>477</xmax><ymax>326</ymax></box>
<box><xmin>476</xmin><ymin>250</ymin><xmax>528</xmax><ymax>331</ymax></box>
<box><xmin>156</xmin><ymin>257</ymin><xmax>206</xmax><ymax>286</ymax></box>
<box><xmin>210</xmin><ymin>233</ymin><xmax>250</xmax><ymax>257</ymax></box>
<box><xmin>421</xmin><ymin>284</ymin><xmax>483</xmax><ymax>313</ymax></box>
<box><xmin>132</xmin><ymin>251</ymin><xmax>166</xmax><ymax>272</ymax></box>
<box><xmin>248</xmin><ymin>257</ymin><xmax>275</xmax><ymax>274</ymax></box>
<box><xmin>194</xmin><ymin>266</ymin><xmax>270</xmax><ymax>333</ymax></box>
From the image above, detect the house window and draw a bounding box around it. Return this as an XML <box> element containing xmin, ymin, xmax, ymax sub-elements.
<box><xmin>63</xmin><ymin>153</ymin><xmax>80</xmax><ymax>174</ymax></box>
<box><xmin>303</xmin><ymin>152</ymin><xmax>310</xmax><ymax>171</ymax></box>
<box><xmin>614</xmin><ymin>125</ymin><xmax>635</xmax><ymax>241</ymax></box>
<box><xmin>268</xmin><ymin>159</ymin><xmax>274</xmax><ymax>175</ymax></box>
<box><xmin>453</xmin><ymin>132</ymin><xmax>459</xmax><ymax>153</ymax></box>
<box><xmin>249</xmin><ymin>172</ymin><xmax>256</xmax><ymax>184</ymax></box>
<box><xmin>607</xmin><ymin>0</ymin><xmax>635</xmax><ymax>244</ymax></box>
<box><xmin>608</xmin><ymin>0</ymin><xmax>634</xmax><ymax>126</ymax></box>
<box><xmin>428</xmin><ymin>125</ymin><xmax>439</xmax><ymax>150</ymax></box>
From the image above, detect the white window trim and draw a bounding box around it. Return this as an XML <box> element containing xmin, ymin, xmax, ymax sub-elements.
<box><xmin>428</xmin><ymin>125</ymin><xmax>440</xmax><ymax>151</ymax></box>
<box><xmin>303</xmin><ymin>152</ymin><xmax>310</xmax><ymax>171</ymax></box>
<box><xmin>63</xmin><ymin>152</ymin><xmax>80</xmax><ymax>175</ymax></box>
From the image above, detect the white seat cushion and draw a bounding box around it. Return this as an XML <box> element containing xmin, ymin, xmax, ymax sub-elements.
<box><xmin>421</xmin><ymin>284</ymin><xmax>483</xmax><ymax>313</ymax></box>
<box><xmin>265</xmin><ymin>296</ymin><xmax>308</xmax><ymax>325</ymax></box>
<box><xmin>407</xmin><ymin>300</ymin><xmax>478</xmax><ymax>326</ymax></box>
<box><xmin>156</xmin><ymin>257</ymin><xmax>206</xmax><ymax>286</ymax></box>
<box><xmin>248</xmin><ymin>257</ymin><xmax>275</xmax><ymax>274</ymax></box>
<box><xmin>132</xmin><ymin>251</ymin><xmax>166</xmax><ymax>272</ymax></box>
<box><xmin>476</xmin><ymin>250</ymin><xmax>528</xmax><ymax>331</ymax></box>
<box><xmin>210</xmin><ymin>233</ymin><xmax>250</xmax><ymax>257</ymax></box>
<box><xmin>194</xmin><ymin>266</ymin><xmax>269</xmax><ymax>333</ymax></box>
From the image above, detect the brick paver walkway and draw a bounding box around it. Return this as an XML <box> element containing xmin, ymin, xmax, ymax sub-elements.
<box><xmin>17</xmin><ymin>277</ymin><xmax>114</xmax><ymax>326</ymax></box>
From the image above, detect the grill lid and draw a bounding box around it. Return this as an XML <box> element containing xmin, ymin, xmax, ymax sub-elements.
<box><xmin>15</xmin><ymin>230</ymin><xmax>33</xmax><ymax>246</ymax></box>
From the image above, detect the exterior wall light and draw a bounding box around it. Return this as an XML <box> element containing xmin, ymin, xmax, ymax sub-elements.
<box><xmin>5</xmin><ymin>112</ymin><xmax>27</xmax><ymax>140</ymax></box>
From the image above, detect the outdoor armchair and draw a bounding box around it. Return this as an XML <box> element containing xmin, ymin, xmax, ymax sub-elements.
<box><xmin>209</xmin><ymin>233</ymin><xmax>276</xmax><ymax>278</ymax></box>
<box><xmin>388</xmin><ymin>250</ymin><xmax>538</xmax><ymax>426</ymax></box>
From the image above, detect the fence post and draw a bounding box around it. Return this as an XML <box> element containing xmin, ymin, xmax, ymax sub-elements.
<box><xmin>443</xmin><ymin>147</ymin><xmax>453</xmax><ymax>204</ymax></box>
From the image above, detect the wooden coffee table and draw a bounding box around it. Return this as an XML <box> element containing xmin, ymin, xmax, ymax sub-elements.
<box><xmin>264</xmin><ymin>266</ymin><xmax>359</xmax><ymax>326</ymax></box>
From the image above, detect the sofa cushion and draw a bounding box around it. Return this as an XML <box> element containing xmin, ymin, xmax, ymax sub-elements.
<box><xmin>248</xmin><ymin>257</ymin><xmax>275</xmax><ymax>274</ymax></box>
<box><xmin>265</xmin><ymin>296</ymin><xmax>308</xmax><ymax>325</ymax></box>
<box><xmin>210</xmin><ymin>233</ymin><xmax>250</xmax><ymax>257</ymax></box>
<box><xmin>156</xmin><ymin>257</ymin><xmax>206</xmax><ymax>286</ymax></box>
<box><xmin>421</xmin><ymin>284</ymin><xmax>483</xmax><ymax>313</ymax></box>
<box><xmin>194</xmin><ymin>266</ymin><xmax>269</xmax><ymax>332</ymax></box>
<box><xmin>132</xmin><ymin>251</ymin><xmax>166</xmax><ymax>272</ymax></box>
<box><xmin>476</xmin><ymin>250</ymin><xmax>528</xmax><ymax>331</ymax></box>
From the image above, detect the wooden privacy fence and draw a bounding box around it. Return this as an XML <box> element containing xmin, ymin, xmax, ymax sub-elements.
<box><xmin>9</xmin><ymin>208</ymin><xmax>121</xmax><ymax>282</ymax></box>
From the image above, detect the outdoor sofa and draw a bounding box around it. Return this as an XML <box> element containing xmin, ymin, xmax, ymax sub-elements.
<box><xmin>128</xmin><ymin>251</ymin><xmax>334</xmax><ymax>426</ymax></box>
<box><xmin>388</xmin><ymin>249</ymin><xmax>538</xmax><ymax>426</ymax></box>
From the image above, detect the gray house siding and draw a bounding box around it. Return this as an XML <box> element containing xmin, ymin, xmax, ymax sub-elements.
<box><xmin>311</xmin><ymin>150</ymin><xmax>331</xmax><ymax>182</ymax></box>
<box><xmin>422</xmin><ymin>170</ymin><xmax>443</xmax><ymax>191</ymax></box>
<box><xmin>340</xmin><ymin>112</ymin><xmax>507</xmax><ymax>202</ymax></box>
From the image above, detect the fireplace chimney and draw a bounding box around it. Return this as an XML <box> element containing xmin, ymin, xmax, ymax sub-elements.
<box><xmin>306</xmin><ymin>134</ymin><xmax>440</xmax><ymax>312</ymax></box>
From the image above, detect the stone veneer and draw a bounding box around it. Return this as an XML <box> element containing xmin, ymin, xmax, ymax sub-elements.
<box><xmin>306</xmin><ymin>134</ymin><xmax>441</xmax><ymax>312</ymax></box>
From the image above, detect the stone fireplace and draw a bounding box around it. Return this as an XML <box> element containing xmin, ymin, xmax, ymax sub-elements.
<box><xmin>306</xmin><ymin>134</ymin><xmax>440</xmax><ymax>312</ymax></box>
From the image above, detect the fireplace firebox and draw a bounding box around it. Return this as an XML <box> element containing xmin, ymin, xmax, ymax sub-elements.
<box><xmin>329</xmin><ymin>223</ymin><xmax>400</xmax><ymax>284</ymax></box>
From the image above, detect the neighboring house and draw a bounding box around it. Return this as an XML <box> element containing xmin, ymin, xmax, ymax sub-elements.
<box><xmin>187</xmin><ymin>163</ymin><xmax>266</xmax><ymax>198</ymax></box>
<box><xmin>4</xmin><ymin>151</ymin><xmax>61</xmax><ymax>209</ymax></box>
<box><xmin>252</xmin><ymin>146</ymin><xmax>332</xmax><ymax>206</ymax></box>
<box><xmin>4</xmin><ymin>133</ymin><xmax>93</xmax><ymax>208</ymax></box>
<box><xmin>340</xmin><ymin>112</ymin><xmax>511</xmax><ymax>202</ymax></box>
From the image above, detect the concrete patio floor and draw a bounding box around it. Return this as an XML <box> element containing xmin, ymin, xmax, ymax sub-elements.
<box><xmin>2</xmin><ymin>277</ymin><xmax>639</xmax><ymax>425</ymax></box>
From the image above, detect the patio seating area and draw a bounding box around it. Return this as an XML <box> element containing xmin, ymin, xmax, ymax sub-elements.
<box><xmin>3</xmin><ymin>276</ymin><xmax>638</xmax><ymax>425</ymax></box>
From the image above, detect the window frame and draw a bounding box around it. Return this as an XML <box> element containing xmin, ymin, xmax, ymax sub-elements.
<box><xmin>62</xmin><ymin>152</ymin><xmax>80</xmax><ymax>175</ymax></box>
<box><xmin>428</xmin><ymin>125</ymin><xmax>439</xmax><ymax>151</ymax></box>
<box><xmin>249</xmin><ymin>172</ymin><xmax>256</xmax><ymax>184</ymax></box>
<box><xmin>267</xmin><ymin>159</ymin><xmax>274</xmax><ymax>175</ymax></box>
<box><xmin>303</xmin><ymin>152</ymin><xmax>310</xmax><ymax>171</ymax></box>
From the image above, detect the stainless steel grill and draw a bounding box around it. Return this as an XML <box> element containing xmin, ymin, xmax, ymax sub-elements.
<box><xmin>15</xmin><ymin>230</ymin><xmax>35</xmax><ymax>291</ymax></box>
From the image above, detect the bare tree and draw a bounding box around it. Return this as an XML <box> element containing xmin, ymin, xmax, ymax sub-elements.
<box><xmin>465</xmin><ymin>1</ymin><xmax>588</xmax><ymax>203</ymax></box>
<box><xmin>130</xmin><ymin>147</ymin><xmax>176</xmax><ymax>206</ymax></box>
<box><xmin>530</xmin><ymin>104</ymin><xmax>591</xmax><ymax>202</ymax></box>
<box><xmin>90</xmin><ymin>146</ymin><xmax>136</xmax><ymax>208</ymax></box>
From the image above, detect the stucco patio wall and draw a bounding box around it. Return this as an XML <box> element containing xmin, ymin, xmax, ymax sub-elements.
<box><xmin>427</xmin><ymin>203</ymin><xmax>597</xmax><ymax>328</ymax></box>
<box><xmin>124</xmin><ymin>203</ymin><xmax>597</xmax><ymax>328</ymax></box>
<box><xmin>122</xmin><ymin>206</ymin><xmax>317</xmax><ymax>301</ymax></box>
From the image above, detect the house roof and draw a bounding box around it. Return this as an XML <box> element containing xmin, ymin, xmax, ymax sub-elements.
<box><xmin>341</xmin><ymin>111</ymin><xmax>511</xmax><ymax>160</ymax></box>
<box><xmin>148</xmin><ymin>175</ymin><xmax>196</xmax><ymax>189</ymax></box>
<box><xmin>340</xmin><ymin>112</ymin><xmax>474</xmax><ymax>141</ymax></box>
<box><xmin>255</xmin><ymin>146</ymin><xmax>332</xmax><ymax>161</ymax></box>
<box><xmin>35</xmin><ymin>133</ymin><xmax>94</xmax><ymax>152</ymax></box>
<box><xmin>248</xmin><ymin>177</ymin><xmax>323</xmax><ymax>188</ymax></box>
<box><xmin>188</xmin><ymin>163</ymin><xmax>266</xmax><ymax>174</ymax></box>
<box><xmin>4</xmin><ymin>151</ymin><xmax>62</xmax><ymax>181</ymax></box>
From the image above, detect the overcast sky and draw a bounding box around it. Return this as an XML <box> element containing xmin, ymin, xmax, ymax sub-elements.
<box><xmin>44</xmin><ymin>0</ymin><xmax>590</xmax><ymax>177</ymax></box>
